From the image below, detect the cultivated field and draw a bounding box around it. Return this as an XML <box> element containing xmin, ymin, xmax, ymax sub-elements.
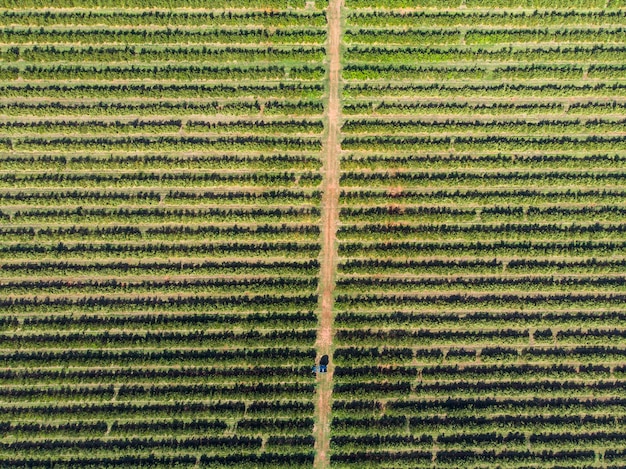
<box><xmin>333</xmin><ymin>0</ymin><xmax>626</xmax><ymax>467</ymax></box>
<box><xmin>0</xmin><ymin>1</ymin><xmax>327</xmax><ymax>467</ymax></box>
<box><xmin>2</xmin><ymin>0</ymin><xmax>626</xmax><ymax>468</ymax></box>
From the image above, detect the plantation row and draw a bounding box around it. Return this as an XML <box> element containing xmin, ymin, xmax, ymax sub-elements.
<box><xmin>1</xmin><ymin>136</ymin><xmax>323</xmax><ymax>152</ymax></box>
<box><xmin>0</xmin><ymin>100</ymin><xmax>325</xmax><ymax>117</ymax></box>
<box><xmin>0</xmin><ymin>277</ymin><xmax>318</xmax><ymax>293</ymax></box>
<box><xmin>342</xmin><ymin>117</ymin><xmax>626</xmax><ymax>134</ymax></box>
<box><xmin>343</xmin><ymin>153</ymin><xmax>626</xmax><ymax>171</ymax></box>
<box><xmin>347</xmin><ymin>10</ymin><xmax>626</xmax><ymax>28</ymax></box>
<box><xmin>0</xmin><ymin>419</ymin><xmax>314</xmax><ymax>437</ymax></box>
<box><xmin>0</xmin><ymin>10</ymin><xmax>328</xmax><ymax>28</ymax></box>
<box><xmin>0</xmin><ymin>188</ymin><xmax>322</xmax><ymax>203</ymax></box>
<box><xmin>0</xmin><ymin>0</ymin><xmax>325</xmax><ymax>7</ymax></box>
<box><xmin>0</xmin><ymin>83</ymin><xmax>325</xmax><ymax>99</ymax></box>
<box><xmin>0</xmin><ymin>329</ymin><xmax>318</xmax><ymax>348</ymax></box>
<box><xmin>0</xmin><ymin>383</ymin><xmax>316</xmax><ymax>402</ymax></box>
<box><xmin>335</xmin><ymin>327</ymin><xmax>626</xmax><ymax>345</ymax></box>
<box><xmin>0</xmin><ymin>366</ymin><xmax>316</xmax><ymax>384</ymax></box>
<box><xmin>345</xmin><ymin>0</ymin><xmax>618</xmax><ymax>8</ymax></box>
<box><xmin>339</xmin><ymin>240</ymin><xmax>626</xmax><ymax>257</ymax></box>
<box><xmin>342</xmin><ymin>63</ymin><xmax>626</xmax><ymax>80</ymax></box>
<box><xmin>336</xmin><ymin>310</ymin><xmax>626</xmax><ymax>328</ymax></box>
<box><xmin>0</xmin><ymin>312</ymin><xmax>317</xmax><ymax>330</ymax></box>
<box><xmin>1</xmin><ymin>453</ymin><xmax>315</xmax><ymax>469</ymax></box>
<box><xmin>0</xmin><ymin>348</ymin><xmax>315</xmax><ymax>367</ymax></box>
<box><xmin>0</xmin><ymin>225</ymin><xmax>321</xmax><ymax>241</ymax></box>
<box><xmin>342</xmin><ymin>186</ymin><xmax>626</xmax><ymax>202</ymax></box>
<box><xmin>0</xmin><ymin>242</ymin><xmax>322</xmax><ymax>260</ymax></box>
<box><xmin>0</xmin><ymin>28</ymin><xmax>327</xmax><ymax>45</ymax></box>
<box><xmin>339</xmin><ymin>205</ymin><xmax>626</xmax><ymax>222</ymax></box>
<box><xmin>1</xmin><ymin>155</ymin><xmax>323</xmax><ymax>171</ymax></box>
<box><xmin>0</xmin><ymin>118</ymin><xmax>325</xmax><ymax>135</ymax></box>
<box><xmin>341</xmin><ymin>135</ymin><xmax>626</xmax><ymax>152</ymax></box>
<box><xmin>344</xmin><ymin>27</ymin><xmax>626</xmax><ymax>45</ymax></box>
<box><xmin>0</xmin><ymin>170</ymin><xmax>324</xmax><ymax>187</ymax></box>
<box><xmin>343</xmin><ymin>100</ymin><xmax>626</xmax><ymax>116</ymax></box>
<box><xmin>344</xmin><ymin>82</ymin><xmax>626</xmax><ymax>98</ymax></box>
<box><xmin>346</xmin><ymin>45</ymin><xmax>626</xmax><ymax>64</ymax></box>
<box><xmin>0</xmin><ymin>64</ymin><xmax>327</xmax><ymax>81</ymax></box>
<box><xmin>338</xmin><ymin>222</ymin><xmax>626</xmax><ymax>241</ymax></box>
<box><xmin>337</xmin><ymin>363</ymin><xmax>621</xmax><ymax>380</ymax></box>
<box><xmin>0</xmin><ymin>206</ymin><xmax>322</xmax><ymax>223</ymax></box>
<box><xmin>0</xmin><ymin>293</ymin><xmax>319</xmax><ymax>313</ymax></box>
<box><xmin>1</xmin><ymin>45</ymin><xmax>327</xmax><ymax>63</ymax></box>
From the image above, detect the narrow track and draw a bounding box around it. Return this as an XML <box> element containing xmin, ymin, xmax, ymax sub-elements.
<box><xmin>313</xmin><ymin>0</ymin><xmax>342</xmax><ymax>468</ymax></box>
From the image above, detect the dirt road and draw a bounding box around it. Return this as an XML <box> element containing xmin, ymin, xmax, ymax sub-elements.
<box><xmin>313</xmin><ymin>0</ymin><xmax>342</xmax><ymax>467</ymax></box>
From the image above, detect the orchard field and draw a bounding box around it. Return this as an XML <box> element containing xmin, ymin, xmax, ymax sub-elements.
<box><xmin>0</xmin><ymin>1</ymin><xmax>326</xmax><ymax>467</ymax></box>
<box><xmin>2</xmin><ymin>0</ymin><xmax>626</xmax><ymax>468</ymax></box>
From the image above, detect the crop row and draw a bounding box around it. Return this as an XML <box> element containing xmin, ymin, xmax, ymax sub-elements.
<box><xmin>339</xmin><ymin>204</ymin><xmax>626</xmax><ymax>222</ymax></box>
<box><xmin>335</xmin><ymin>345</ymin><xmax>626</xmax><ymax>364</ymax></box>
<box><xmin>0</xmin><ymin>420</ymin><xmax>314</xmax><ymax>439</ymax></box>
<box><xmin>335</xmin><ymin>310</ymin><xmax>626</xmax><ymax>329</ymax></box>
<box><xmin>1</xmin><ymin>293</ymin><xmax>319</xmax><ymax>313</ymax></box>
<box><xmin>0</xmin><ymin>348</ymin><xmax>315</xmax><ymax>367</ymax></box>
<box><xmin>0</xmin><ymin>366</ymin><xmax>314</xmax><ymax>385</ymax></box>
<box><xmin>338</xmin><ymin>222</ymin><xmax>626</xmax><ymax>241</ymax></box>
<box><xmin>345</xmin><ymin>0</ymin><xmax>611</xmax><ymax>8</ymax></box>
<box><xmin>1</xmin><ymin>45</ymin><xmax>326</xmax><ymax>63</ymax></box>
<box><xmin>344</xmin><ymin>82</ymin><xmax>626</xmax><ymax>98</ymax></box>
<box><xmin>343</xmin><ymin>63</ymin><xmax>625</xmax><ymax>80</ymax></box>
<box><xmin>335</xmin><ymin>327</ymin><xmax>626</xmax><ymax>346</ymax></box>
<box><xmin>0</xmin><ymin>206</ymin><xmax>321</xmax><ymax>224</ymax></box>
<box><xmin>0</xmin><ymin>118</ymin><xmax>326</xmax><ymax>136</ymax></box>
<box><xmin>0</xmin><ymin>312</ymin><xmax>317</xmax><ymax>330</ymax></box>
<box><xmin>337</xmin><ymin>275</ymin><xmax>626</xmax><ymax>293</ymax></box>
<box><xmin>335</xmin><ymin>292</ymin><xmax>626</xmax><ymax>310</ymax></box>
<box><xmin>0</xmin><ymin>188</ymin><xmax>321</xmax><ymax>204</ymax></box>
<box><xmin>0</xmin><ymin>155</ymin><xmax>323</xmax><ymax>171</ymax></box>
<box><xmin>0</xmin><ymin>64</ymin><xmax>326</xmax><ymax>81</ymax></box>
<box><xmin>0</xmin><ymin>0</ymin><xmax>319</xmax><ymax>7</ymax></box>
<box><xmin>0</xmin><ymin>83</ymin><xmax>325</xmax><ymax>99</ymax></box>
<box><xmin>1</xmin><ymin>453</ymin><xmax>314</xmax><ymax>469</ymax></box>
<box><xmin>0</xmin><ymin>10</ymin><xmax>327</xmax><ymax>28</ymax></box>
<box><xmin>0</xmin><ymin>28</ymin><xmax>327</xmax><ymax>45</ymax></box>
<box><xmin>347</xmin><ymin>10</ymin><xmax>626</xmax><ymax>28</ymax></box>
<box><xmin>333</xmin><ymin>395</ymin><xmax>626</xmax><ymax>420</ymax></box>
<box><xmin>0</xmin><ymin>100</ymin><xmax>324</xmax><ymax>117</ymax></box>
<box><xmin>339</xmin><ymin>239</ymin><xmax>626</xmax><ymax>258</ymax></box>
<box><xmin>343</xmin><ymin>100</ymin><xmax>626</xmax><ymax>116</ymax></box>
<box><xmin>341</xmin><ymin>154</ymin><xmax>626</xmax><ymax>171</ymax></box>
<box><xmin>342</xmin><ymin>117</ymin><xmax>626</xmax><ymax>135</ymax></box>
<box><xmin>341</xmin><ymin>135</ymin><xmax>626</xmax><ymax>152</ymax></box>
<box><xmin>337</xmin><ymin>363</ymin><xmax>618</xmax><ymax>381</ymax></box>
<box><xmin>0</xmin><ymin>242</ymin><xmax>321</xmax><ymax>260</ymax></box>
<box><xmin>0</xmin><ymin>329</ymin><xmax>317</xmax><ymax>349</ymax></box>
<box><xmin>0</xmin><ymin>277</ymin><xmax>318</xmax><ymax>295</ymax></box>
<box><xmin>1</xmin><ymin>136</ymin><xmax>323</xmax><ymax>152</ymax></box>
<box><xmin>0</xmin><ymin>170</ymin><xmax>323</xmax><ymax>187</ymax></box>
<box><xmin>345</xmin><ymin>27</ymin><xmax>626</xmax><ymax>46</ymax></box>
<box><xmin>0</xmin><ymin>224</ymin><xmax>321</xmax><ymax>242</ymax></box>
<box><xmin>0</xmin><ymin>383</ymin><xmax>316</xmax><ymax>402</ymax></box>
<box><xmin>346</xmin><ymin>45</ymin><xmax>626</xmax><ymax>64</ymax></box>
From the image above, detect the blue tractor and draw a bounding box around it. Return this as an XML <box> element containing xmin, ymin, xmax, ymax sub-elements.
<box><xmin>312</xmin><ymin>355</ymin><xmax>329</xmax><ymax>374</ymax></box>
